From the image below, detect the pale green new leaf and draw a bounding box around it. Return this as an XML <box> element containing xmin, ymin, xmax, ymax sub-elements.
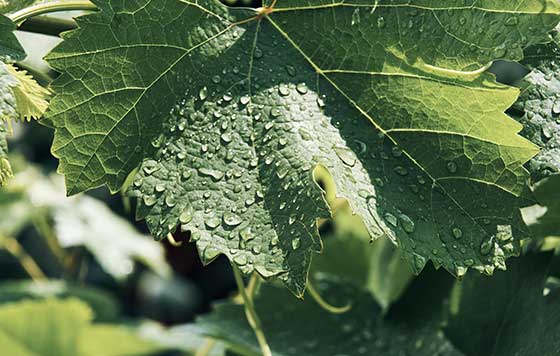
<box><xmin>45</xmin><ymin>0</ymin><xmax>560</xmax><ymax>295</ymax></box>
<box><xmin>0</xmin><ymin>7</ymin><xmax>50</xmax><ymax>185</ymax></box>
<box><xmin>194</xmin><ymin>276</ymin><xmax>463</xmax><ymax>356</ymax></box>
<box><xmin>3</xmin><ymin>63</ymin><xmax>50</xmax><ymax>121</ymax></box>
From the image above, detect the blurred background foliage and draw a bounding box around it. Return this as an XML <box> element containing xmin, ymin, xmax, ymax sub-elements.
<box><xmin>1</xmin><ymin>0</ymin><xmax>560</xmax><ymax>355</ymax></box>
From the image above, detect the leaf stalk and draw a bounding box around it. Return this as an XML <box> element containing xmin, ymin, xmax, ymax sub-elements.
<box><xmin>1</xmin><ymin>235</ymin><xmax>46</xmax><ymax>281</ymax></box>
<box><xmin>8</xmin><ymin>1</ymin><xmax>97</xmax><ymax>24</ymax></box>
<box><xmin>232</xmin><ymin>266</ymin><xmax>272</xmax><ymax>356</ymax></box>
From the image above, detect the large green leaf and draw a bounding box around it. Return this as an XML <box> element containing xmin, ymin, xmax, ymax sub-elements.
<box><xmin>0</xmin><ymin>280</ymin><xmax>120</xmax><ymax>322</ymax></box>
<box><xmin>45</xmin><ymin>0</ymin><xmax>560</xmax><ymax>295</ymax></box>
<box><xmin>513</xmin><ymin>28</ymin><xmax>560</xmax><ymax>181</ymax></box>
<box><xmin>0</xmin><ymin>298</ymin><xmax>92</xmax><ymax>356</ymax></box>
<box><xmin>0</xmin><ymin>14</ymin><xmax>24</xmax><ymax>62</ymax></box>
<box><xmin>445</xmin><ymin>253</ymin><xmax>560</xmax><ymax>356</ymax></box>
<box><xmin>0</xmin><ymin>298</ymin><xmax>162</xmax><ymax>356</ymax></box>
<box><xmin>78</xmin><ymin>325</ymin><xmax>163</xmax><ymax>356</ymax></box>
<box><xmin>194</xmin><ymin>276</ymin><xmax>462</xmax><ymax>356</ymax></box>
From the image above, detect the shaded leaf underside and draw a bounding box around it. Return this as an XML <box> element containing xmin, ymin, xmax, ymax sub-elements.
<box><xmin>195</xmin><ymin>276</ymin><xmax>463</xmax><ymax>356</ymax></box>
<box><xmin>446</xmin><ymin>253</ymin><xmax>560</xmax><ymax>356</ymax></box>
<box><xmin>45</xmin><ymin>0</ymin><xmax>560</xmax><ymax>295</ymax></box>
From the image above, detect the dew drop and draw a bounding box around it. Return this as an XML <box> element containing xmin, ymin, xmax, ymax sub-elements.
<box><xmin>179</xmin><ymin>209</ymin><xmax>193</xmax><ymax>224</ymax></box>
<box><xmin>199</xmin><ymin>86</ymin><xmax>208</xmax><ymax>100</ymax></box>
<box><xmin>400</xmin><ymin>214</ymin><xmax>415</xmax><ymax>233</ymax></box>
<box><xmin>292</xmin><ymin>238</ymin><xmax>301</xmax><ymax>250</ymax></box>
<box><xmin>221</xmin><ymin>132</ymin><xmax>233</xmax><ymax>144</ymax></box>
<box><xmin>204</xmin><ymin>247</ymin><xmax>220</xmax><ymax>260</ymax></box>
<box><xmin>233</xmin><ymin>254</ymin><xmax>248</xmax><ymax>266</ymax></box>
<box><xmin>480</xmin><ymin>239</ymin><xmax>493</xmax><ymax>255</ymax></box>
<box><xmin>446</xmin><ymin>161</ymin><xmax>458</xmax><ymax>174</ymax></box>
<box><xmin>240</xmin><ymin>227</ymin><xmax>254</xmax><ymax>242</ymax></box>
<box><xmin>384</xmin><ymin>212</ymin><xmax>398</xmax><ymax>227</ymax></box>
<box><xmin>205</xmin><ymin>216</ymin><xmax>221</xmax><ymax>229</ymax></box>
<box><xmin>296</xmin><ymin>83</ymin><xmax>308</xmax><ymax>95</ymax></box>
<box><xmin>285</xmin><ymin>65</ymin><xmax>296</xmax><ymax>76</ymax></box>
<box><xmin>452</xmin><ymin>227</ymin><xmax>463</xmax><ymax>239</ymax></box>
<box><xmin>223</xmin><ymin>212</ymin><xmax>242</xmax><ymax>227</ymax></box>
<box><xmin>143</xmin><ymin>195</ymin><xmax>157</xmax><ymax>207</ymax></box>
<box><xmin>198</xmin><ymin>168</ymin><xmax>225</xmax><ymax>181</ymax></box>
<box><xmin>334</xmin><ymin>146</ymin><xmax>357</xmax><ymax>167</ymax></box>
<box><xmin>278</xmin><ymin>85</ymin><xmax>290</xmax><ymax>96</ymax></box>
<box><xmin>393</xmin><ymin>166</ymin><xmax>409</xmax><ymax>176</ymax></box>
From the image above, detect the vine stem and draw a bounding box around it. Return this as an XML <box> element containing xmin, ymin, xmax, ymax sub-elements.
<box><xmin>232</xmin><ymin>266</ymin><xmax>272</xmax><ymax>356</ymax></box>
<box><xmin>1</xmin><ymin>236</ymin><xmax>46</xmax><ymax>281</ymax></box>
<box><xmin>8</xmin><ymin>1</ymin><xmax>97</xmax><ymax>24</ymax></box>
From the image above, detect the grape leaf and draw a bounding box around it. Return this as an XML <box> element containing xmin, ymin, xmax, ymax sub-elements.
<box><xmin>0</xmin><ymin>14</ymin><xmax>24</xmax><ymax>62</ymax></box>
<box><xmin>446</xmin><ymin>253</ymin><xmax>560</xmax><ymax>356</ymax></box>
<box><xmin>45</xmin><ymin>0</ymin><xmax>560</xmax><ymax>295</ymax></box>
<box><xmin>0</xmin><ymin>298</ymin><xmax>162</xmax><ymax>356</ymax></box>
<box><xmin>0</xmin><ymin>298</ymin><xmax>93</xmax><ymax>356</ymax></box>
<box><xmin>513</xmin><ymin>28</ymin><xmax>560</xmax><ymax>181</ymax></box>
<box><xmin>0</xmin><ymin>280</ymin><xmax>120</xmax><ymax>322</ymax></box>
<box><xmin>194</xmin><ymin>276</ymin><xmax>463</xmax><ymax>356</ymax></box>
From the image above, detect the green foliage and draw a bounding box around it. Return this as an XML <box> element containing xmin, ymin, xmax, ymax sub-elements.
<box><xmin>0</xmin><ymin>280</ymin><xmax>120</xmax><ymax>322</ymax></box>
<box><xmin>0</xmin><ymin>298</ymin><xmax>161</xmax><ymax>356</ymax></box>
<box><xmin>513</xmin><ymin>28</ymin><xmax>560</xmax><ymax>181</ymax></box>
<box><xmin>0</xmin><ymin>165</ymin><xmax>171</xmax><ymax>279</ymax></box>
<box><xmin>446</xmin><ymin>253</ymin><xmax>560</xmax><ymax>356</ymax></box>
<box><xmin>44</xmin><ymin>0</ymin><xmax>560</xmax><ymax>295</ymax></box>
<box><xmin>0</xmin><ymin>14</ymin><xmax>25</xmax><ymax>62</ymax></box>
<box><xmin>2</xmin><ymin>1</ymin><xmax>560</xmax><ymax>355</ymax></box>
<box><xmin>195</xmin><ymin>276</ymin><xmax>462</xmax><ymax>356</ymax></box>
<box><xmin>0</xmin><ymin>4</ymin><xmax>50</xmax><ymax>186</ymax></box>
<box><xmin>522</xmin><ymin>175</ymin><xmax>560</xmax><ymax>241</ymax></box>
<box><xmin>311</xmin><ymin>208</ymin><xmax>414</xmax><ymax>311</ymax></box>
